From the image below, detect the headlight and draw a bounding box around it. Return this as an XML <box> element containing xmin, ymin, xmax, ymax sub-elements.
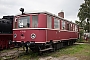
<box><xmin>14</xmin><ymin>34</ymin><xmax>17</xmax><ymax>38</ymax></box>
<box><xmin>27</xmin><ymin>43</ymin><xmax>30</xmax><ymax>46</ymax></box>
<box><xmin>31</xmin><ymin>33</ymin><xmax>36</xmax><ymax>39</ymax></box>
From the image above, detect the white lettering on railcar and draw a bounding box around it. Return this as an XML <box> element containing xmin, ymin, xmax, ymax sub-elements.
<box><xmin>20</xmin><ymin>30</ymin><xmax>26</xmax><ymax>33</ymax></box>
<box><xmin>21</xmin><ymin>36</ymin><xmax>25</xmax><ymax>39</ymax></box>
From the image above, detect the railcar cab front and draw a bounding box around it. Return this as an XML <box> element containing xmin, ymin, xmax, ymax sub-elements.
<box><xmin>13</xmin><ymin>13</ymin><xmax>47</xmax><ymax>41</ymax></box>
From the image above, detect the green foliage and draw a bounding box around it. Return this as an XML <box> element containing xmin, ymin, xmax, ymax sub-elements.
<box><xmin>77</xmin><ymin>0</ymin><xmax>90</xmax><ymax>32</ymax></box>
<box><xmin>79</xmin><ymin>30</ymin><xmax>84</xmax><ymax>36</ymax></box>
<box><xmin>51</xmin><ymin>44</ymin><xmax>90</xmax><ymax>58</ymax></box>
<box><xmin>78</xmin><ymin>30</ymin><xmax>84</xmax><ymax>42</ymax></box>
<box><xmin>78</xmin><ymin>0</ymin><xmax>90</xmax><ymax>20</ymax></box>
<box><xmin>75</xmin><ymin>20</ymin><xmax>86</xmax><ymax>27</ymax></box>
<box><xmin>17</xmin><ymin>51</ymin><xmax>39</xmax><ymax>60</ymax></box>
<box><xmin>77</xmin><ymin>38</ymin><xmax>83</xmax><ymax>42</ymax></box>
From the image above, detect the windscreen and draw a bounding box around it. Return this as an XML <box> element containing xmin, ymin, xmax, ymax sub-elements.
<box><xmin>18</xmin><ymin>16</ymin><xmax>30</xmax><ymax>28</ymax></box>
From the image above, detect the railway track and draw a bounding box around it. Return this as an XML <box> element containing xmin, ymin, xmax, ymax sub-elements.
<box><xmin>0</xmin><ymin>48</ymin><xmax>24</xmax><ymax>60</ymax></box>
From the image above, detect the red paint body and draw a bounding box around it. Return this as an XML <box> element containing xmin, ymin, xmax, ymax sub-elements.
<box><xmin>13</xmin><ymin>29</ymin><xmax>78</xmax><ymax>43</ymax></box>
<box><xmin>13</xmin><ymin>29</ymin><xmax>46</xmax><ymax>42</ymax></box>
<box><xmin>47</xmin><ymin>30</ymin><xmax>78</xmax><ymax>41</ymax></box>
<box><xmin>13</xmin><ymin>12</ymin><xmax>79</xmax><ymax>43</ymax></box>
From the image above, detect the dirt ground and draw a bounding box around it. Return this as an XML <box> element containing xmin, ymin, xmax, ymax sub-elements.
<box><xmin>0</xmin><ymin>51</ymin><xmax>79</xmax><ymax>60</ymax></box>
<box><xmin>0</xmin><ymin>50</ymin><xmax>79</xmax><ymax>60</ymax></box>
<box><xmin>0</xmin><ymin>48</ymin><xmax>24</xmax><ymax>60</ymax></box>
<box><xmin>39</xmin><ymin>56</ymin><xmax>78</xmax><ymax>60</ymax></box>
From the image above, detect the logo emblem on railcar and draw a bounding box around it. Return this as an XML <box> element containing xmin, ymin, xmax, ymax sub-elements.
<box><xmin>31</xmin><ymin>33</ymin><xmax>36</xmax><ymax>39</ymax></box>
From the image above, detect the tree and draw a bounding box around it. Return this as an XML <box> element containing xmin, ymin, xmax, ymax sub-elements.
<box><xmin>78</xmin><ymin>0</ymin><xmax>90</xmax><ymax>32</ymax></box>
<box><xmin>78</xmin><ymin>0</ymin><xmax>90</xmax><ymax>20</ymax></box>
<box><xmin>75</xmin><ymin>20</ymin><xmax>86</xmax><ymax>27</ymax></box>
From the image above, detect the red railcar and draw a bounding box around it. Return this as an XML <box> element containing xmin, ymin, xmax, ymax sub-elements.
<box><xmin>13</xmin><ymin>10</ymin><xmax>79</xmax><ymax>52</ymax></box>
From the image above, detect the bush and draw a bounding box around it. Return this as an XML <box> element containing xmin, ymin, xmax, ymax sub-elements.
<box><xmin>77</xmin><ymin>30</ymin><xmax>84</xmax><ymax>42</ymax></box>
<box><xmin>77</xmin><ymin>37</ymin><xmax>83</xmax><ymax>42</ymax></box>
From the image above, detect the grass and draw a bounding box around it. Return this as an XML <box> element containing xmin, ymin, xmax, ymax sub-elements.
<box><xmin>17</xmin><ymin>52</ymin><xmax>39</xmax><ymax>60</ymax></box>
<box><xmin>51</xmin><ymin>44</ymin><xmax>90</xmax><ymax>57</ymax></box>
<box><xmin>16</xmin><ymin>43</ymin><xmax>90</xmax><ymax>60</ymax></box>
<box><xmin>1</xmin><ymin>42</ymin><xmax>90</xmax><ymax>60</ymax></box>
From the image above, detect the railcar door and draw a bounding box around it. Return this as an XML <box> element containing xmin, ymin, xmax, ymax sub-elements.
<box><xmin>13</xmin><ymin>17</ymin><xmax>18</xmax><ymax>28</ymax></box>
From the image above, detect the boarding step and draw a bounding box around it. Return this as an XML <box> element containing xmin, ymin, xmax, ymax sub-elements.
<box><xmin>45</xmin><ymin>44</ymin><xmax>51</xmax><ymax>46</ymax></box>
<box><xmin>40</xmin><ymin>48</ymin><xmax>53</xmax><ymax>52</ymax></box>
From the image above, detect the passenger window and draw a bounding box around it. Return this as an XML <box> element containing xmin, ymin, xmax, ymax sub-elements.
<box><xmin>71</xmin><ymin>23</ymin><xmax>72</xmax><ymax>27</ymax></box>
<box><xmin>75</xmin><ymin>25</ymin><xmax>77</xmax><ymax>31</ymax></box>
<box><xmin>62</xmin><ymin>20</ymin><xmax>65</xmax><ymax>30</ymax></box>
<box><xmin>73</xmin><ymin>24</ymin><xmax>75</xmax><ymax>31</ymax></box>
<box><xmin>47</xmin><ymin>15</ymin><xmax>52</xmax><ymax>28</ymax></box>
<box><xmin>71</xmin><ymin>23</ymin><xmax>73</xmax><ymax>31</ymax></box>
<box><xmin>54</xmin><ymin>18</ymin><xmax>60</xmax><ymax>29</ymax></box>
<box><xmin>32</xmin><ymin>15</ymin><xmax>38</xmax><ymax>28</ymax></box>
<box><xmin>67</xmin><ymin>23</ymin><xmax>69</xmax><ymax>30</ymax></box>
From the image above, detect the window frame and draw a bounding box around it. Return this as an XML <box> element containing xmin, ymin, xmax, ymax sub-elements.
<box><xmin>75</xmin><ymin>25</ymin><xmax>78</xmax><ymax>32</ymax></box>
<box><xmin>32</xmin><ymin>15</ymin><xmax>38</xmax><ymax>28</ymax></box>
<box><xmin>17</xmin><ymin>16</ymin><xmax>30</xmax><ymax>28</ymax></box>
<box><xmin>54</xmin><ymin>17</ymin><xmax>60</xmax><ymax>29</ymax></box>
<box><xmin>61</xmin><ymin>20</ymin><xmax>65</xmax><ymax>30</ymax></box>
<box><xmin>13</xmin><ymin>17</ymin><xmax>18</xmax><ymax>28</ymax></box>
<box><xmin>47</xmin><ymin>15</ymin><xmax>52</xmax><ymax>29</ymax></box>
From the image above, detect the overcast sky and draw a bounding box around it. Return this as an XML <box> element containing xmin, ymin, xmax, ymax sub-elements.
<box><xmin>0</xmin><ymin>0</ymin><xmax>84</xmax><ymax>22</ymax></box>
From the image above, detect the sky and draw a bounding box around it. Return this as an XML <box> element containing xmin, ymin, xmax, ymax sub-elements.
<box><xmin>0</xmin><ymin>0</ymin><xmax>84</xmax><ymax>22</ymax></box>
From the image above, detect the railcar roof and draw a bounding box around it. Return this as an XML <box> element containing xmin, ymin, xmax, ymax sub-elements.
<box><xmin>26</xmin><ymin>11</ymin><xmax>66</xmax><ymax>20</ymax></box>
<box><xmin>17</xmin><ymin>11</ymin><xmax>77</xmax><ymax>25</ymax></box>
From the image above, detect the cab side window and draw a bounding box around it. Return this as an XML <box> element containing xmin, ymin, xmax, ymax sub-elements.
<box><xmin>32</xmin><ymin>15</ymin><xmax>38</xmax><ymax>28</ymax></box>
